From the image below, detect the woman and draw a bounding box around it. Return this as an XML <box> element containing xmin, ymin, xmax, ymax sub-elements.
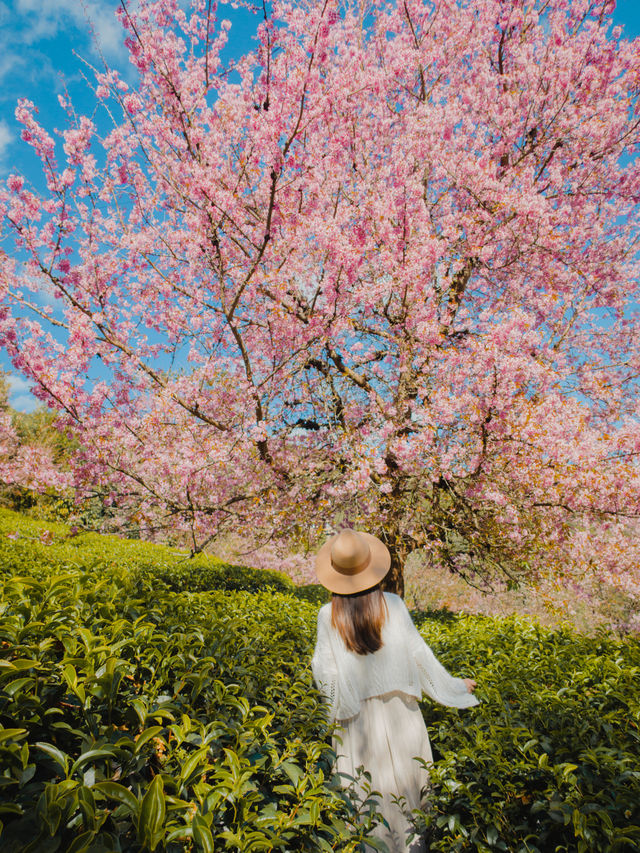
<box><xmin>311</xmin><ymin>528</ymin><xmax>479</xmax><ymax>853</ymax></box>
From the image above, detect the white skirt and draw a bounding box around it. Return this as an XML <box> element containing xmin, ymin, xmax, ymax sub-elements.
<box><xmin>333</xmin><ymin>691</ymin><xmax>432</xmax><ymax>852</ymax></box>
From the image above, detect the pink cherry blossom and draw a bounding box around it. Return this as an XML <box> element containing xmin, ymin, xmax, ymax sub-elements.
<box><xmin>0</xmin><ymin>410</ymin><xmax>72</xmax><ymax>493</ymax></box>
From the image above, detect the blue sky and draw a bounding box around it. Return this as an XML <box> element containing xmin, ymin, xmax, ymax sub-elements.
<box><xmin>1</xmin><ymin>0</ymin><xmax>640</xmax><ymax>412</ymax></box>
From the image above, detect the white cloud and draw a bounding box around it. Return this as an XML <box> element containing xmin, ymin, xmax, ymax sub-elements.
<box><xmin>87</xmin><ymin>2</ymin><xmax>128</xmax><ymax>61</ymax></box>
<box><xmin>7</xmin><ymin>375</ymin><xmax>39</xmax><ymax>413</ymax></box>
<box><xmin>34</xmin><ymin>284</ymin><xmax>58</xmax><ymax>308</ymax></box>
<box><xmin>0</xmin><ymin>119</ymin><xmax>13</xmax><ymax>163</ymax></box>
<box><xmin>12</xmin><ymin>265</ymin><xmax>60</xmax><ymax>309</ymax></box>
<box><xmin>0</xmin><ymin>50</ymin><xmax>26</xmax><ymax>86</ymax></box>
<box><xmin>7</xmin><ymin>374</ymin><xmax>31</xmax><ymax>394</ymax></box>
<box><xmin>15</xmin><ymin>0</ymin><xmax>128</xmax><ymax>64</ymax></box>
<box><xmin>15</xmin><ymin>0</ymin><xmax>63</xmax><ymax>41</ymax></box>
<box><xmin>10</xmin><ymin>393</ymin><xmax>39</xmax><ymax>412</ymax></box>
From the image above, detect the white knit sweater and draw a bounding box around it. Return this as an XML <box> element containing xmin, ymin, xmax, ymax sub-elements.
<box><xmin>311</xmin><ymin>592</ymin><xmax>480</xmax><ymax>721</ymax></box>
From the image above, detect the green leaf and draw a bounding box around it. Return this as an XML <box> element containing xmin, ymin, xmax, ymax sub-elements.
<box><xmin>0</xmin><ymin>728</ymin><xmax>28</xmax><ymax>743</ymax></box>
<box><xmin>130</xmin><ymin>697</ymin><xmax>148</xmax><ymax>725</ymax></box>
<box><xmin>138</xmin><ymin>774</ymin><xmax>166</xmax><ymax>851</ymax></box>
<box><xmin>76</xmin><ymin>785</ymin><xmax>96</xmax><ymax>828</ymax></box>
<box><xmin>35</xmin><ymin>742</ymin><xmax>70</xmax><ymax>777</ymax></box>
<box><xmin>192</xmin><ymin>813</ymin><xmax>214</xmax><ymax>853</ymax></box>
<box><xmin>4</xmin><ymin>677</ymin><xmax>35</xmax><ymax>696</ymax></box>
<box><xmin>70</xmin><ymin>747</ymin><xmax>117</xmax><ymax>777</ymax></box>
<box><xmin>0</xmin><ymin>803</ymin><xmax>24</xmax><ymax>816</ymax></box>
<box><xmin>66</xmin><ymin>830</ymin><xmax>96</xmax><ymax>853</ymax></box>
<box><xmin>280</xmin><ymin>761</ymin><xmax>304</xmax><ymax>786</ymax></box>
<box><xmin>179</xmin><ymin>747</ymin><xmax>209</xmax><ymax>787</ymax></box>
<box><xmin>133</xmin><ymin>726</ymin><xmax>165</xmax><ymax>754</ymax></box>
<box><xmin>93</xmin><ymin>781</ymin><xmax>139</xmax><ymax>815</ymax></box>
<box><xmin>487</xmin><ymin>824</ymin><xmax>499</xmax><ymax>845</ymax></box>
<box><xmin>62</xmin><ymin>663</ymin><xmax>78</xmax><ymax>688</ymax></box>
<box><xmin>5</xmin><ymin>659</ymin><xmax>40</xmax><ymax>671</ymax></box>
<box><xmin>36</xmin><ymin>784</ymin><xmax>63</xmax><ymax>836</ymax></box>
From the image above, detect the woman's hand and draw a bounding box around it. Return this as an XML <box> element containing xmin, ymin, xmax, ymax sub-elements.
<box><xmin>464</xmin><ymin>678</ymin><xmax>477</xmax><ymax>693</ymax></box>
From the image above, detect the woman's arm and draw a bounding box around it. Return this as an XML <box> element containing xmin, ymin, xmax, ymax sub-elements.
<box><xmin>400</xmin><ymin>601</ymin><xmax>480</xmax><ymax>708</ymax></box>
<box><xmin>311</xmin><ymin>606</ymin><xmax>339</xmax><ymax>720</ymax></box>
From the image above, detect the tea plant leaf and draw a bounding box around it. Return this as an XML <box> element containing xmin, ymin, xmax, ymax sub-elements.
<box><xmin>138</xmin><ymin>774</ymin><xmax>166</xmax><ymax>851</ymax></box>
<box><xmin>179</xmin><ymin>746</ymin><xmax>209</xmax><ymax>788</ymax></box>
<box><xmin>1</xmin><ymin>508</ymin><xmax>639</xmax><ymax>853</ymax></box>
<box><xmin>133</xmin><ymin>726</ymin><xmax>165</xmax><ymax>754</ymax></box>
<box><xmin>69</xmin><ymin>748</ymin><xmax>117</xmax><ymax>777</ymax></box>
<box><xmin>0</xmin><ymin>728</ymin><xmax>27</xmax><ymax>743</ymax></box>
<box><xmin>93</xmin><ymin>781</ymin><xmax>139</xmax><ymax>815</ymax></box>
<box><xmin>4</xmin><ymin>677</ymin><xmax>35</xmax><ymax>696</ymax></box>
<box><xmin>34</xmin><ymin>742</ymin><xmax>69</xmax><ymax>777</ymax></box>
<box><xmin>65</xmin><ymin>829</ymin><xmax>96</xmax><ymax>853</ymax></box>
<box><xmin>192</xmin><ymin>813</ymin><xmax>214</xmax><ymax>853</ymax></box>
<box><xmin>280</xmin><ymin>760</ymin><xmax>305</xmax><ymax>787</ymax></box>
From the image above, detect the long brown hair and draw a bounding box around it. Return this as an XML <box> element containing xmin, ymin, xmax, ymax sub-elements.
<box><xmin>331</xmin><ymin>585</ymin><xmax>388</xmax><ymax>655</ymax></box>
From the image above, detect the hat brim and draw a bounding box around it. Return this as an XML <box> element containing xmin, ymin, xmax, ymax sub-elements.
<box><xmin>315</xmin><ymin>531</ymin><xmax>392</xmax><ymax>594</ymax></box>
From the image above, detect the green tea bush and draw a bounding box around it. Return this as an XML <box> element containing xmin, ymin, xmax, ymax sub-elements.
<box><xmin>412</xmin><ymin>613</ymin><xmax>640</xmax><ymax>852</ymax></box>
<box><xmin>0</xmin><ymin>582</ymin><xmax>378</xmax><ymax>850</ymax></box>
<box><xmin>290</xmin><ymin>584</ymin><xmax>331</xmax><ymax>606</ymax></box>
<box><xmin>137</xmin><ymin>560</ymin><xmax>293</xmax><ymax>595</ymax></box>
<box><xmin>1</xmin><ymin>509</ymin><xmax>639</xmax><ymax>852</ymax></box>
<box><xmin>0</xmin><ymin>510</ymin><xmax>383</xmax><ymax>852</ymax></box>
<box><xmin>0</xmin><ymin>508</ymin><xmax>292</xmax><ymax>594</ymax></box>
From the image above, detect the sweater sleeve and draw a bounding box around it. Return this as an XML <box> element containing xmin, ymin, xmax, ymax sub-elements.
<box><xmin>401</xmin><ymin>601</ymin><xmax>480</xmax><ymax>709</ymax></box>
<box><xmin>311</xmin><ymin>606</ymin><xmax>339</xmax><ymax>720</ymax></box>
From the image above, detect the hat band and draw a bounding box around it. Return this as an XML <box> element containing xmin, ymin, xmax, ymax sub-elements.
<box><xmin>331</xmin><ymin>552</ymin><xmax>371</xmax><ymax>577</ymax></box>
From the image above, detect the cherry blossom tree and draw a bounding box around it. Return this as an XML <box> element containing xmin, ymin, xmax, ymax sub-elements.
<box><xmin>2</xmin><ymin>0</ymin><xmax>640</xmax><ymax>601</ymax></box>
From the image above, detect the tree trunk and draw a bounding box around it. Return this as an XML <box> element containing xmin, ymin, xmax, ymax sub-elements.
<box><xmin>381</xmin><ymin>550</ymin><xmax>405</xmax><ymax>597</ymax></box>
<box><xmin>378</xmin><ymin>528</ymin><xmax>407</xmax><ymax>598</ymax></box>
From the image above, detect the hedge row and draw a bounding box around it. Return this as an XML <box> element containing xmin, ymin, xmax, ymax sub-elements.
<box><xmin>0</xmin><ymin>509</ymin><xmax>294</xmax><ymax>594</ymax></box>
<box><xmin>411</xmin><ymin>612</ymin><xmax>640</xmax><ymax>852</ymax></box>
<box><xmin>0</xmin><ymin>537</ymin><xmax>379</xmax><ymax>849</ymax></box>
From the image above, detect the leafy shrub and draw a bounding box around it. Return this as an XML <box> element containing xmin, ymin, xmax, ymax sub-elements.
<box><xmin>0</xmin><ymin>575</ymin><xmax>376</xmax><ymax>851</ymax></box>
<box><xmin>412</xmin><ymin>615</ymin><xmax>640</xmax><ymax>852</ymax></box>
<box><xmin>137</xmin><ymin>559</ymin><xmax>293</xmax><ymax>595</ymax></box>
<box><xmin>0</xmin><ymin>508</ymin><xmax>292</xmax><ymax>594</ymax></box>
<box><xmin>0</xmin><ymin>509</ymin><xmax>385</xmax><ymax>851</ymax></box>
<box><xmin>292</xmin><ymin>584</ymin><xmax>331</xmax><ymax>606</ymax></box>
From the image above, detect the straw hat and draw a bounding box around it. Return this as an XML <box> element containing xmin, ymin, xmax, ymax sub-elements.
<box><xmin>315</xmin><ymin>528</ymin><xmax>391</xmax><ymax>594</ymax></box>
